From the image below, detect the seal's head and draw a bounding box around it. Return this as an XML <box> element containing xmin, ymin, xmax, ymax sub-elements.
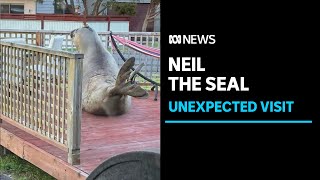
<box><xmin>70</xmin><ymin>25</ymin><xmax>100</xmax><ymax>53</ymax></box>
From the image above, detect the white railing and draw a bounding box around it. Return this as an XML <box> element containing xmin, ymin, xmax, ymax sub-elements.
<box><xmin>0</xmin><ymin>29</ymin><xmax>160</xmax><ymax>87</ymax></box>
<box><xmin>0</xmin><ymin>41</ymin><xmax>83</xmax><ymax>165</ymax></box>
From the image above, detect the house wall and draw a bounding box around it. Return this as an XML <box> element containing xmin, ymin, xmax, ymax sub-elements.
<box><xmin>154</xmin><ymin>13</ymin><xmax>160</xmax><ymax>32</ymax></box>
<box><xmin>36</xmin><ymin>0</ymin><xmax>83</xmax><ymax>14</ymax></box>
<box><xmin>0</xmin><ymin>0</ymin><xmax>37</xmax><ymax>14</ymax></box>
<box><xmin>36</xmin><ymin>0</ymin><xmax>54</xmax><ymax>14</ymax></box>
<box><xmin>0</xmin><ymin>19</ymin><xmax>129</xmax><ymax>32</ymax></box>
<box><xmin>153</xmin><ymin>4</ymin><xmax>160</xmax><ymax>32</ymax></box>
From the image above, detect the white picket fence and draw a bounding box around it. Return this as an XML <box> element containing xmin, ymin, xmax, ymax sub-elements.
<box><xmin>0</xmin><ymin>19</ymin><xmax>129</xmax><ymax>32</ymax></box>
<box><xmin>0</xmin><ymin>29</ymin><xmax>160</xmax><ymax>86</ymax></box>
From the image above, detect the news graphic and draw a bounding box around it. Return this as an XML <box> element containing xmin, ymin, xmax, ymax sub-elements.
<box><xmin>162</xmin><ymin>33</ymin><xmax>313</xmax><ymax>123</ymax></box>
<box><xmin>161</xmin><ymin>1</ymin><xmax>317</xmax><ymax>179</ymax></box>
<box><xmin>167</xmin><ymin>56</ymin><xmax>295</xmax><ymax>115</ymax></box>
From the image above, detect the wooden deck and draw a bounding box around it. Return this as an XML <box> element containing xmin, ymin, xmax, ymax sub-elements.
<box><xmin>0</xmin><ymin>93</ymin><xmax>160</xmax><ymax>179</ymax></box>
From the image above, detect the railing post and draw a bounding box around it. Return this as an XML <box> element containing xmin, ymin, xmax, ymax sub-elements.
<box><xmin>36</xmin><ymin>32</ymin><xmax>44</xmax><ymax>46</ymax></box>
<box><xmin>41</xmin><ymin>15</ymin><xmax>44</xmax><ymax>30</ymax></box>
<box><xmin>0</xmin><ymin>44</ymin><xmax>2</xmax><ymax>122</ymax></box>
<box><xmin>108</xmin><ymin>16</ymin><xmax>111</xmax><ymax>31</ymax></box>
<box><xmin>67</xmin><ymin>54</ymin><xmax>84</xmax><ymax>165</ymax></box>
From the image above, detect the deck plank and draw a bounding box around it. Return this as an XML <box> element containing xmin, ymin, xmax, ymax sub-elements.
<box><xmin>77</xmin><ymin>93</ymin><xmax>160</xmax><ymax>173</ymax></box>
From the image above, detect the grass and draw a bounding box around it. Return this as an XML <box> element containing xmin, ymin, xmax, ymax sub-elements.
<box><xmin>0</xmin><ymin>153</ymin><xmax>55</xmax><ymax>180</ymax></box>
<box><xmin>148</xmin><ymin>42</ymin><xmax>160</xmax><ymax>48</ymax></box>
<box><xmin>136</xmin><ymin>75</ymin><xmax>160</xmax><ymax>91</ymax></box>
<box><xmin>62</xmin><ymin>47</ymin><xmax>77</xmax><ymax>52</ymax></box>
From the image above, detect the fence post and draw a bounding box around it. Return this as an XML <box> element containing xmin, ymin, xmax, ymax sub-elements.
<box><xmin>108</xmin><ymin>16</ymin><xmax>111</xmax><ymax>31</ymax></box>
<box><xmin>41</xmin><ymin>15</ymin><xmax>44</xmax><ymax>30</ymax></box>
<box><xmin>67</xmin><ymin>54</ymin><xmax>84</xmax><ymax>165</ymax></box>
<box><xmin>0</xmin><ymin>44</ymin><xmax>2</xmax><ymax>122</ymax></box>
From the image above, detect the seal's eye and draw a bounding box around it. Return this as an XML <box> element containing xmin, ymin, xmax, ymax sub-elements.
<box><xmin>70</xmin><ymin>29</ymin><xmax>77</xmax><ymax>38</ymax></box>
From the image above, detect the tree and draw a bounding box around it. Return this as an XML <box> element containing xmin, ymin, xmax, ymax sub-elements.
<box><xmin>82</xmin><ymin>0</ymin><xmax>89</xmax><ymax>15</ymax></box>
<box><xmin>142</xmin><ymin>0</ymin><xmax>160</xmax><ymax>32</ymax></box>
<box><xmin>74</xmin><ymin>0</ymin><xmax>136</xmax><ymax>16</ymax></box>
<box><xmin>64</xmin><ymin>0</ymin><xmax>76</xmax><ymax>14</ymax></box>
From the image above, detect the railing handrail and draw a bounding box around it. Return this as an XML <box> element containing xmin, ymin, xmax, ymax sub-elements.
<box><xmin>0</xmin><ymin>29</ymin><xmax>160</xmax><ymax>35</ymax></box>
<box><xmin>0</xmin><ymin>41</ymin><xmax>79</xmax><ymax>58</ymax></box>
<box><xmin>0</xmin><ymin>13</ymin><xmax>130</xmax><ymax>21</ymax></box>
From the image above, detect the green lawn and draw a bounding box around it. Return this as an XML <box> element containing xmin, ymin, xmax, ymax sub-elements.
<box><xmin>135</xmin><ymin>74</ymin><xmax>160</xmax><ymax>90</ymax></box>
<box><xmin>0</xmin><ymin>153</ymin><xmax>55</xmax><ymax>180</ymax></box>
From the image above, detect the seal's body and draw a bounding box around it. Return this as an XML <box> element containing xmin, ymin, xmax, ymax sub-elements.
<box><xmin>71</xmin><ymin>26</ymin><xmax>148</xmax><ymax>116</ymax></box>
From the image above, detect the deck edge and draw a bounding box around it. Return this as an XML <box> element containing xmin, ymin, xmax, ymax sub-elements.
<box><xmin>0</xmin><ymin>125</ymin><xmax>88</xmax><ymax>180</ymax></box>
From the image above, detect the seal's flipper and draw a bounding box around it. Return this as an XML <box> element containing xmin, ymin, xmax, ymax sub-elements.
<box><xmin>121</xmin><ymin>83</ymin><xmax>149</xmax><ymax>98</ymax></box>
<box><xmin>116</xmin><ymin>57</ymin><xmax>135</xmax><ymax>86</ymax></box>
<box><xmin>110</xmin><ymin>57</ymin><xmax>148</xmax><ymax>98</ymax></box>
<box><xmin>130</xmin><ymin>62</ymin><xmax>144</xmax><ymax>82</ymax></box>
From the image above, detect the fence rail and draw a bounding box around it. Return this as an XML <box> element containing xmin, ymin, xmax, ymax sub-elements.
<box><xmin>0</xmin><ymin>29</ymin><xmax>160</xmax><ymax>87</ymax></box>
<box><xmin>0</xmin><ymin>13</ymin><xmax>130</xmax><ymax>32</ymax></box>
<box><xmin>0</xmin><ymin>41</ymin><xmax>83</xmax><ymax>165</ymax></box>
<box><xmin>0</xmin><ymin>14</ymin><xmax>130</xmax><ymax>21</ymax></box>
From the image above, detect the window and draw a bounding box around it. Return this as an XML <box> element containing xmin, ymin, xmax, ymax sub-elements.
<box><xmin>0</xmin><ymin>4</ymin><xmax>24</xmax><ymax>14</ymax></box>
<box><xmin>54</xmin><ymin>1</ymin><xmax>72</xmax><ymax>14</ymax></box>
<box><xmin>0</xmin><ymin>4</ymin><xmax>10</xmax><ymax>13</ymax></box>
<box><xmin>10</xmin><ymin>5</ymin><xmax>24</xmax><ymax>14</ymax></box>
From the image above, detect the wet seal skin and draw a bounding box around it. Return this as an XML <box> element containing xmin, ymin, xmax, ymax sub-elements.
<box><xmin>71</xmin><ymin>26</ymin><xmax>148</xmax><ymax>116</ymax></box>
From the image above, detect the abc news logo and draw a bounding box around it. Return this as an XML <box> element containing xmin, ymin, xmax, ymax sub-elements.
<box><xmin>169</xmin><ymin>35</ymin><xmax>216</xmax><ymax>45</ymax></box>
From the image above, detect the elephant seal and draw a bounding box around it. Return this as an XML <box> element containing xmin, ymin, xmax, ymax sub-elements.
<box><xmin>70</xmin><ymin>26</ymin><xmax>148</xmax><ymax>116</ymax></box>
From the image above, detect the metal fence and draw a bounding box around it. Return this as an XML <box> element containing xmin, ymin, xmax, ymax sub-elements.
<box><xmin>0</xmin><ymin>41</ymin><xmax>83</xmax><ymax>165</ymax></box>
<box><xmin>0</xmin><ymin>29</ymin><xmax>160</xmax><ymax>87</ymax></box>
